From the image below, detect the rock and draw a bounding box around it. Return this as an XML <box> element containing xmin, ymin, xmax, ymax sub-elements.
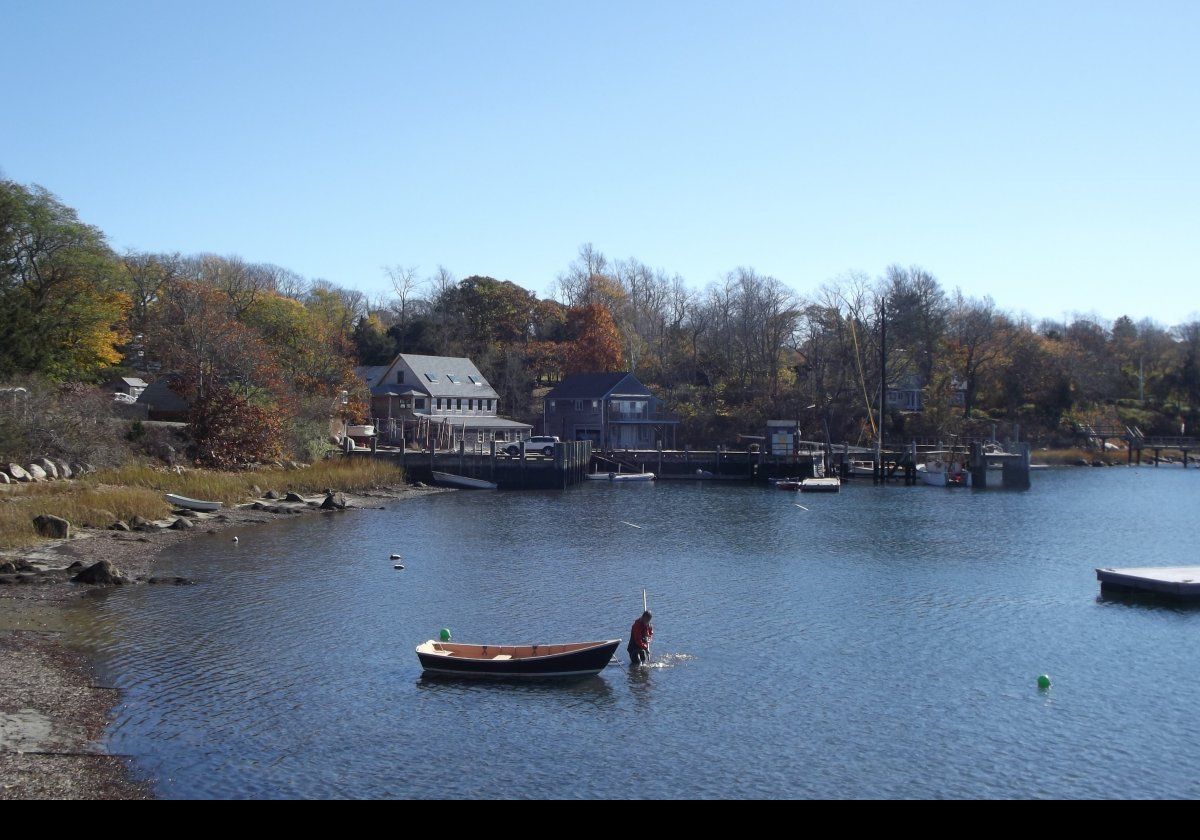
<box><xmin>173</xmin><ymin>508</ymin><xmax>199</xmax><ymax>517</ymax></box>
<box><xmin>147</xmin><ymin>576</ymin><xmax>194</xmax><ymax>586</ymax></box>
<box><xmin>34</xmin><ymin>458</ymin><xmax>59</xmax><ymax>480</ymax></box>
<box><xmin>107</xmin><ymin>520</ymin><xmax>132</xmax><ymax>531</ymax></box>
<box><xmin>0</xmin><ymin>562</ymin><xmax>15</xmax><ymax>573</ymax></box>
<box><xmin>129</xmin><ymin>515</ymin><xmax>151</xmax><ymax>530</ymax></box>
<box><xmin>168</xmin><ymin>517</ymin><xmax>193</xmax><ymax>530</ymax></box>
<box><xmin>251</xmin><ymin>502</ymin><xmax>267</xmax><ymax>510</ymax></box>
<box><xmin>15</xmin><ymin>559</ymin><xmax>36</xmax><ymax>572</ymax></box>
<box><xmin>320</xmin><ymin>492</ymin><xmax>348</xmax><ymax>510</ymax></box>
<box><xmin>82</xmin><ymin>463</ymin><xmax>95</xmax><ymax>474</ymax></box>
<box><xmin>69</xmin><ymin>462</ymin><xmax>86</xmax><ymax>477</ymax></box>
<box><xmin>1074</xmin><ymin>459</ymin><xmax>1090</xmax><ymax>467</ymax></box>
<box><xmin>32</xmin><ymin>514</ymin><xmax>71</xmax><ymax>539</ymax></box>
<box><xmin>0</xmin><ymin>575</ymin><xmax>15</xmax><ymax>585</ymax></box>
<box><xmin>5</xmin><ymin>463</ymin><xmax>31</xmax><ymax>481</ymax></box>
<box><xmin>67</xmin><ymin>561</ymin><xmax>85</xmax><ymax>570</ymax></box>
<box><xmin>71</xmin><ymin>560</ymin><xmax>126</xmax><ymax>585</ymax></box>
<box><xmin>0</xmin><ymin>471</ymin><xmax>9</xmax><ymax>484</ymax></box>
<box><xmin>284</xmin><ymin>492</ymin><xmax>305</xmax><ymax>503</ymax></box>
<box><xmin>250</xmin><ymin>485</ymin><xmax>263</xmax><ymax>497</ymax></box>
<box><xmin>413</xmin><ymin>481</ymin><xmax>426</xmax><ymax>489</ymax></box>
<box><xmin>1091</xmin><ymin>460</ymin><xmax>1106</xmax><ymax>467</ymax></box>
<box><xmin>26</xmin><ymin>463</ymin><xmax>47</xmax><ymax>481</ymax></box>
<box><xmin>53</xmin><ymin>459</ymin><xmax>72</xmax><ymax>479</ymax></box>
<box><xmin>264</xmin><ymin>490</ymin><xmax>280</xmax><ymax>500</ymax></box>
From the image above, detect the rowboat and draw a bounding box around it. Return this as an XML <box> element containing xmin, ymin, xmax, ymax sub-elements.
<box><xmin>586</xmin><ymin>472</ymin><xmax>655</xmax><ymax>482</ymax></box>
<box><xmin>771</xmin><ymin>478</ymin><xmax>802</xmax><ymax>491</ymax></box>
<box><xmin>416</xmin><ymin>639</ymin><xmax>621</xmax><ymax>678</ymax></box>
<box><xmin>164</xmin><ymin>493</ymin><xmax>223</xmax><ymax>512</ymax></box>
<box><xmin>432</xmin><ymin>471</ymin><xmax>498</xmax><ymax>490</ymax></box>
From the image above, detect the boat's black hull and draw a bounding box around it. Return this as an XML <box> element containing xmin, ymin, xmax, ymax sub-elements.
<box><xmin>417</xmin><ymin>640</ymin><xmax>620</xmax><ymax>678</ymax></box>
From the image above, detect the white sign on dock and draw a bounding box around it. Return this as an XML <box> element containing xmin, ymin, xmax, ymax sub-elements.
<box><xmin>1096</xmin><ymin>567</ymin><xmax>1200</xmax><ymax>597</ymax></box>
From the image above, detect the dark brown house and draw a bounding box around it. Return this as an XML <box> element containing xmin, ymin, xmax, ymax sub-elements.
<box><xmin>543</xmin><ymin>372</ymin><xmax>678</xmax><ymax>450</ymax></box>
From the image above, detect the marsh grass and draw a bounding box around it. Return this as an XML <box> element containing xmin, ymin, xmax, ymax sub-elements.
<box><xmin>0</xmin><ymin>457</ymin><xmax>404</xmax><ymax>550</ymax></box>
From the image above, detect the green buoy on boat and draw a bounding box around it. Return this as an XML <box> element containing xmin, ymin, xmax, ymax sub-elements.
<box><xmin>439</xmin><ymin>628</ymin><xmax>452</xmax><ymax>642</ymax></box>
<box><xmin>1037</xmin><ymin>674</ymin><xmax>1052</xmax><ymax>690</ymax></box>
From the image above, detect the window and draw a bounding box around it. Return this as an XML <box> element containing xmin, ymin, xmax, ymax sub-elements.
<box><xmin>415</xmin><ymin>398</ymin><xmax>426</xmax><ymax>409</ymax></box>
<box><xmin>424</xmin><ymin>372</ymin><xmax>439</xmax><ymax>383</ymax></box>
<box><xmin>548</xmin><ymin>400</ymin><xmax>556</xmax><ymax>412</ymax></box>
<box><xmin>469</xmin><ymin>375</ymin><xmax>483</xmax><ymax>386</ymax></box>
<box><xmin>435</xmin><ymin>398</ymin><xmax>443</xmax><ymax>410</ymax></box>
<box><xmin>487</xmin><ymin>399</ymin><xmax>493</xmax><ymax>411</ymax></box>
<box><xmin>456</xmin><ymin>399</ymin><xmax>462</xmax><ymax>410</ymax></box>
<box><xmin>446</xmin><ymin>374</ymin><xmax>461</xmax><ymax>384</ymax></box>
<box><xmin>396</xmin><ymin>371</ymin><xmax>405</xmax><ymax>384</ymax></box>
<box><xmin>575</xmin><ymin>400</ymin><xmax>583</xmax><ymax>411</ymax></box>
<box><xmin>592</xmin><ymin>400</ymin><xmax>599</xmax><ymax>409</ymax></box>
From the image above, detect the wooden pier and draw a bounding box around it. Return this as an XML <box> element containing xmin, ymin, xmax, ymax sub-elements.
<box><xmin>1097</xmin><ymin>566</ymin><xmax>1200</xmax><ymax>599</ymax></box>
<box><xmin>349</xmin><ymin>440</ymin><xmax>592</xmax><ymax>490</ymax></box>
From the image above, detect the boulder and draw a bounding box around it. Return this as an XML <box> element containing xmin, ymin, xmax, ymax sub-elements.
<box><xmin>168</xmin><ymin>517</ymin><xmax>193</xmax><ymax>530</ymax></box>
<box><xmin>71</xmin><ymin>560</ymin><xmax>126</xmax><ymax>586</ymax></box>
<box><xmin>26</xmin><ymin>463</ymin><xmax>47</xmax><ymax>481</ymax></box>
<box><xmin>263</xmin><ymin>490</ymin><xmax>280</xmax><ymax>500</ymax></box>
<box><xmin>69</xmin><ymin>462</ymin><xmax>86</xmax><ymax>477</ymax></box>
<box><xmin>0</xmin><ymin>562</ymin><xmax>15</xmax><ymax>573</ymax></box>
<box><xmin>284</xmin><ymin>492</ymin><xmax>305</xmax><ymax>503</ymax></box>
<box><xmin>82</xmin><ymin>463</ymin><xmax>95</xmax><ymax>474</ymax></box>
<box><xmin>320</xmin><ymin>492</ymin><xmax>348</xmax><ymax>510</ymax></box>
<box><xmin>53</xmin><ymin>459</ymin><xmax>72</xmax><ymax>479</ymax></box>
<box><xmin>32</xmin><ymin>514</ymin><xmax>71</xmax><ymax>539</ymax></box>
<box><xmin>7</xmin><ymin>464</ymin><xmax>32</xmax><ymax>482</ymax></box>
<box><xmin>0</xmin><ymin>471</ymin><xmax>9</xmax><ymax>484</ymax></box>
<box><xmin>33</xmin><ymin>458</ymin><xmax>59</xmax><ymax>480</ymax></box>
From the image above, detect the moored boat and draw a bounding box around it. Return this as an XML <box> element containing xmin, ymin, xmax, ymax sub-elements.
<box><xmin>800</xmin><ymin>477</ymin><xmax>841</xmax><ymax>493</ymax></box>
<box><xmin>164</xmin><ymin>493</ymin><xmax>223</xmax><ymax>512</ymax></box>
<box><xmin>586</xmin><ymin>471</ymin><xmax>655</xmax><ymax>481</ymax></box>
<box><xmin>916</xmin><ymin>460</ymin><xmax>971</xmax><ymax>487</ymax></box>
<box><xmin>771</xmin><ymin>477</ymin><xmax>803</xmax><ymax>491</ymax></box>
<box><xmin>416</xmin><ymin>639</ymin><xmax>621</xmax><ymax>678</ymax></box>
<box><xmin>432</xmin><ymin>471</ymin><xmax>498</xmax><ymax>490</ymax></box>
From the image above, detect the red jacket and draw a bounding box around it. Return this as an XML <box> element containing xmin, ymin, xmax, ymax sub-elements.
<box><xmin>629</xmin><ymin>619</ymin><xmax>653</xmax><ymax>650</ymax></box>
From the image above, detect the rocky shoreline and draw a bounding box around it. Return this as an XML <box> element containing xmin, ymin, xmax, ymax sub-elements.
<box><xmin>0</xmin><ymin>482</ymin><xmax>447</xmax><ymax>800</ymax></box>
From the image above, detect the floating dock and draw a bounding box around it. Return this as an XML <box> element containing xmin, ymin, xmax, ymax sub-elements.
<box><xmin>1096</xmin><ymin>566</ymin><xmax>1200</xmax><ymax>598</ymax></box>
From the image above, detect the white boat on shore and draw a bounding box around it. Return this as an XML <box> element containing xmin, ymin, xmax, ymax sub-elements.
<box><xmin>586</xmin><ymin>471</ymin><xmax>655</xmax><ymax>482</ymax></box>
<box><xmin>432</xmin><ymin>471</ymin><xmax>498</xmax><ymax>490</ymax></box>
<box><xmin>164</xmin><ymin>493</ymin><xmax>223</xmax><ymax>512</ymax></box>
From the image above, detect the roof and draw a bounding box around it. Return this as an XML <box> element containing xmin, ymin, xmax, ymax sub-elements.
<box><xmin>370</xmin><ymin>385</ymin><xmax>420</xmax><ymax>397</ymax></box>
<box><xmin>390</xmin><ymin>354</ymin><xmax>500</xmax><ymax>399</ymax></box>
<box><xmin>356</xmin><ymin>366</ymin><xmax>391</xmax><ymax>389</ymax></box>
<box><xmin>545</xmin><ymin>372</ymin><xmax>650</xmax><ymax>400</ymax></box>
<box><xmin>423</xmin><ymin>415</ymin><xmax>532</xmax><ymax>430</ymax></box>
<box><xmin>136</xmin><ymin>378</ymin><xmax>190</xmax><ymax>412</ymax></box>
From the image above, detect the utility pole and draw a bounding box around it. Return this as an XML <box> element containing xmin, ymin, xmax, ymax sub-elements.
<box><xmin>876</xmin><ymin>295</ymin><xmax>886</xmax><ymax>481</ymax></box>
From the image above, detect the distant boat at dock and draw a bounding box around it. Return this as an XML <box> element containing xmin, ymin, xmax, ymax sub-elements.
<box><xmin>432</xmin><ymin>471</ymin><xmax>498</xmax><ymax>490</ymax></box>
<box><xmin>586</xmin><ymin>471</ymin><xmax>655</xmax><ymax>482</ymax></box>
<box><xmin>916</xmin><ymin>460</ymin><xmax>971</xmax><ymax>487</ymax></box>
<box><xmin>800</xmin><ymin>477</ymin><xmax>841</xmax><ymax>493</ymax></box>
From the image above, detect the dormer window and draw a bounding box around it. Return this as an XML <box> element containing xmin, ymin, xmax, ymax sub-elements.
<box><xmin>446</xmin><ymin>374</ymin><xmax>461</xmax><ymax>384</ymax></box>
<box><xmin>424</xmin><ymin>372</ymin><xmax>439</xmax><ymax>383</ymax></box>
<box><xmin>468</xmin><ymin>375</ymin><xmax>483</xmax><ymax>386</ymax></box>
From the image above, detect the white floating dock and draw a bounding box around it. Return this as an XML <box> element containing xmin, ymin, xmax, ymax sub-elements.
<box><xmin>1096</xmin><ymin>566</ymin><xmax>1200</xmax><ymax>598</ymax></box>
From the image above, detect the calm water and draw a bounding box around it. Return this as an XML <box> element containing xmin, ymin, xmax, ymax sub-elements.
<box><xmin>74</xmin><ymin>467</ymin><xmax>1200</xmax><ymax>799</ymax></box>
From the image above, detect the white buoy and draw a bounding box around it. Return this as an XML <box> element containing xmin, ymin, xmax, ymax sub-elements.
<box><xmin>389</xmin><ymin>553</ymin><xmax>402</xmax><ymax>560</ymax></box>
<box><xmin>393</xmin><ymin>564</ymin><xmax>405</xmax><ymax>570</ymax></box>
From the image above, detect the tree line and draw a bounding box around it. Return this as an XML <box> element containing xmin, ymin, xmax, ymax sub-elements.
<box><xmin>3</xmin><ymin>177</ymin><xmax>1198</xmax><ymax>467</ymax></box>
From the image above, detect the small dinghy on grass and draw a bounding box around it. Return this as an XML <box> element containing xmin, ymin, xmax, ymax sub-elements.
<box><xmin>416</xmin><ymin>639</ymin><xmax>621</xmax><ymax>678</ymax></box>
<box><xmin>164</xmin><ymin>493</ymin><xmax>222</xmax><ymax>512</ymax></box>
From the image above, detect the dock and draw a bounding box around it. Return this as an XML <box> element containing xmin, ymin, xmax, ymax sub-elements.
<box><xmin>349</xmin><ymin>440</ymin><xmax>593</xmax><ymax>490</ymax></box>
<box><xmin>1096</xmin><ymin>566</ymin><xmax>1200</xmax><ymax>598</ymax></box>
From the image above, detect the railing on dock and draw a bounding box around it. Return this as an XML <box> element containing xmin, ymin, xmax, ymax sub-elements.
<box><xmin>348</xmin><ymin>440</ymin><xmax>593</xmax><ymax>490</ymax></box>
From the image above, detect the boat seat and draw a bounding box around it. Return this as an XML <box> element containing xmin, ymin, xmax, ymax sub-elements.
<box><xmin>491</xmin><ymin>654</ymin><xmax>512</xmax><ymax>661</ymax></box>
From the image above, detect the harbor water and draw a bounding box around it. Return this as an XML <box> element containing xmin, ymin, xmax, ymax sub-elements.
<box><xmin>74</xmin><ymin>467</ymin><xmax>1200</xmax><ymax>798</ymax></box>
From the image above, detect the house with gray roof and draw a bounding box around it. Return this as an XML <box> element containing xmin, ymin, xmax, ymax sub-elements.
<box><xmin>358</xmin><ymin>353</ymin><xmax>531</xmax><ymax>447</ymax></box>
<box><xmin>544</xmin><ymin>372</ymin><xmax>679</xmax><ymax>449</ymax></box>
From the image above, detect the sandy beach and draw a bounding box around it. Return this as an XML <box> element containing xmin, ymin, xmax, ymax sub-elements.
<box><xmin>0</xmin><ymin>483</ymin><xmax>446</xmax><ymax>800</ymax></box>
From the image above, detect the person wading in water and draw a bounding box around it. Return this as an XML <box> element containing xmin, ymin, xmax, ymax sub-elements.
<box><xmin>628</xmin><ymin>610</ymin><xmax>653</xmax><ymax>665</ymax></box>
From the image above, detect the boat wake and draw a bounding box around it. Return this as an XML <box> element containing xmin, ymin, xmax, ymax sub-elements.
<box><xmin>645</xmin><ymin>653</ymin><xmax>695</xmax><ymax>669</ymax></box>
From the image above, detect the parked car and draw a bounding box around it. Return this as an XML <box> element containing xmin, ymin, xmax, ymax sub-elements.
<box><xmin>506</xmin><ymin>435</ymin><xmax>560</xmax><ymax>457</ymax></box>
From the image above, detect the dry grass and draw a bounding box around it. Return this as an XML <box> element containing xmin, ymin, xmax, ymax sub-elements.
<box><xmin>0</xmin><ymin>457</ymin><xmax>404</xmax><ymax>551</ymax></box>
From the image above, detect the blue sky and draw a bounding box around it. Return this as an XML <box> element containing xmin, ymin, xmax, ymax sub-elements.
<box><xmin>3</xmin><ymin>1</ymin><xmax>1197</xmax><ymax>323</ymax></box>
